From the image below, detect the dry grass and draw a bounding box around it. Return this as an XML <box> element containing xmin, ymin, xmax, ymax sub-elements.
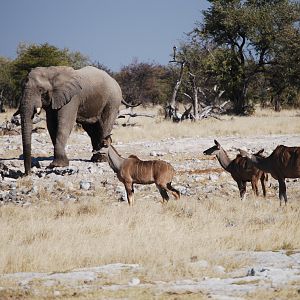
<box><xmin>114</xmin><ymin>106</ymin><xmax>300</xmax><ymax>142</ymax></box>
<box><xmin>1</xmin><ymin>106</ymin><xmax>299</xmax><ymax>142</ymax></box>
<box><xmin>0</xmin><ymin>106</ymin><xmax>300</xmax><ymax>295</ymax></box>
<box><xmin>1</xmin><ymin>196</ymin><xmax>299</xmax><ymax>280</ymax></box>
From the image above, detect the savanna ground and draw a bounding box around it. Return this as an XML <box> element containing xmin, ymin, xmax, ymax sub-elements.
<box><xmin>0</xmin><ymin>106</ymin><xmax>300</xmax><ymax>299</ymax></box>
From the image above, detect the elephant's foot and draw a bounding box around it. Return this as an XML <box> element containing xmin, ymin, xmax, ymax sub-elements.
<box><xmin>48</xmin><ymin>157</ymin><xmax>69</xmax><ymax>169</ymax></box>
<box><xmin>91</xmin><ymin>152</ymin><xmax>107</xmax><ymax>163</ymax></box>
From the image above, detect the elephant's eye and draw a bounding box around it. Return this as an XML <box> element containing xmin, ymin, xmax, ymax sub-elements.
<box><xmin>39</xmin><ymin>88</ymin><xmax>45</xmax><ymax>94</ymax></box>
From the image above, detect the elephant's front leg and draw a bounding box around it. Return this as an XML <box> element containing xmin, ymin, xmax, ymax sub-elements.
<box><xmin>48</xmin><ymin>101</ymin><xmax>78</xmax><ymax>168</ymax></box>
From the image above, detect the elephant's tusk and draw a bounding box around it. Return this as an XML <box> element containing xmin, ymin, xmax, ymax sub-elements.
<box><xmin>36</xmin><ymin>107</ymin><xmax>42</xmax><ymax>115</ymax></box>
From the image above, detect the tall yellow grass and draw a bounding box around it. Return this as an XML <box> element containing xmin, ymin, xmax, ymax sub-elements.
<box><xmin>114</xmin><ymin>107</ymin><xmax>300</xmax><ymax>142</ymax></box>
<box><xmin>1</xmin><ymin>196</ymin><xmax>299</xmax><ymax>279</ymax></box>
<box><xmin>0</xmin><ymin>107</ymin><xmax>300</xmax><ymax>281</ymax></box>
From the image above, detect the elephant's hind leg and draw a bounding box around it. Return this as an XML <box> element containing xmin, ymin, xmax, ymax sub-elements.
<box><xmin>81</xmin><ymin>122</ymin><xmax>106</xmax><ymax>162</ymax></box>
<box><xmin>83</xmin><ymin>103</ymin><xmax>120</xmax><ymax>163</ymax></box>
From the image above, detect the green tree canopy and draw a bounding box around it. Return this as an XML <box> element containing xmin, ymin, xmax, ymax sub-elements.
<box><xmin>7</xmin><ymin>43</ymin><xmax>90</xmax><ymax>107</ymax></box>
<box><xmin>184</xmin><ymin>0</ymin><xmax>300</xmax><ymax>113</ymax></box>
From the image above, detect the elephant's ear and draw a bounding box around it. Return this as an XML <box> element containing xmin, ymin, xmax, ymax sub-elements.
<box><xmin>51</xmin><ymin>71</ymin><xmax>82</xmax><ymax>110</ymax></box>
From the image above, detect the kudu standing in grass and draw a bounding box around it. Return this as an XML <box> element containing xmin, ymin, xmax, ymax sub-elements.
<box><xmin>203</xmin><ymin>140</ymin><xmax>268</xmax><ymax>199</ymax></box>
<box><xmin>100</xmin><ymin>137</ymin><xmax>180</xmax><ymax>206</ymax></box>
<box><xmin>239</xmin><ymin>145</ymin><xmax>300</xmax><ymax>205</ymax></box>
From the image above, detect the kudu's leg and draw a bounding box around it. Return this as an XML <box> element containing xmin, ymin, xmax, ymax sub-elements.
<box><xmin>156</xmin><ymin>184</ymin><xmax>169</xmax><ymax>203</ymax></box>
<box><xmin>260</xmin><ymin>174</ymin><xmax>267</xmax><ymax>197</ymax></box>
<box><xmin>124</xmin><ymin>182</ymin><xmax>134</xmax><ymax>206</ymax></box>
<box><xmin>278</xmin><ymin>179</ymin><xmax>287</xmax><ymax>206</ymax></box>
<box><xmin>237</xmin><ymin>180</ymin><xmax>247</xmax><ymax>200</ymax></box>
<box><xmin>251</xmin><ymin>176</ymin><xmax>259</xmax><ymax>196</ymax></box>
<box><xmin>166</xmin><ymin>182</ymin><xmax>180</xmax><ymax>200</ymax></box>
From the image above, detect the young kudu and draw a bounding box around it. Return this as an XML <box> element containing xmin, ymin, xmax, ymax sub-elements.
<box><xmin>239</xmin><ymin>145</ymin><xmax>300</xmax><ymax>205</ymax></box>
<box><xmin>203</xmin><ymin>140</ymin><xmax>268</xmax><ymax>199</ymax></box>
<box><xmin>100</xmin><ymin>137</ymin><xmax>180</xmax><ymax>206</ymax></box>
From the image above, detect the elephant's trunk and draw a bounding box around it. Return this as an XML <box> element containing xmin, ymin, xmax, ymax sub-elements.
<box><xmin>21</xmin><ymin>101</ymin><xmax>33</xmax><ymax>175</ymax></box>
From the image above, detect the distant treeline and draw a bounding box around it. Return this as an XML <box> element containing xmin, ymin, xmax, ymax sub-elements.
<box><xmin>1</xmin><ymin>0</ymin><xmax>299</xmax><ymax>114</ymax></box>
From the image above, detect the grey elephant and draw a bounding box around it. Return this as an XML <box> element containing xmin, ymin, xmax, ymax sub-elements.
<box><xmin>17</xmin><ymin>65</ymin><xmax>133</xmax><ymax>175</ymax></box>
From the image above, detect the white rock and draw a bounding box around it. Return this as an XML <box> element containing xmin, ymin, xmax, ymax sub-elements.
<box><xmin>129</xmin><ymin>277</ymin><xmax>140</xmax><ymax>286</ymax></box>
<box><xmin>190</xmin><ymin>260</ymin><xmax>209</xmax><ymax>269</ymax></box>
<box><xmin>80</xmin><ymin>180</ymin><xmax>92</xmax><ymax>190</ymax></box>
<box><xmin>213</xmin><ymin>265</ymin><xmax>226</xmax><ymax>274</ymax></box>
<box><xmin>208</xmin><ymin>174</ymin><xmax>219</xmax><ymax>181</ymax></box>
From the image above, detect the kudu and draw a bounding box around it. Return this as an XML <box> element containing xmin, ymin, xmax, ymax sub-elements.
<box><xmin>203</xmin><ymin>140</ymin><xmax>268</xmax><ymax>199</ymax></box>
<box><xmin>100</xmin><ymin>137</ymin><xmax>180</xmax><ymax>206</ymax></box>
<box><xmin>239</xmin><ymin>145</ymin><xmax>300</xmax><ymax>205</ymax></box>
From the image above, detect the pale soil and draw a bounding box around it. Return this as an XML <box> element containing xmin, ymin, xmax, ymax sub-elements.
<box><xmin>0</xmin><ymin>109</ymin><xmax>300</xmax><ymax>299</ymax></box>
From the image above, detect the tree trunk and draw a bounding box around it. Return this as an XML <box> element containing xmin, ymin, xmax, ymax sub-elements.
<box><xmin>233</xmin><ymin>82</ymin><xmax>248</xmax><ymax>115</ymax></box>
<box><xmin>0</xmin><ymin>90</ymin><xmax>6</xmax><ymax>113</ymax></box>
<box><xmin>189</xmin><ymin>73</ymin><xmax>199</xmax><ymax>120</ymax></box>
<box><xmin>274</xmin><ymin>95</ymin><xmax>281</xmax><ymax>112</ymax></box>
<box><xmin>168</xmin><ymin>62</ymin><xmax>185</xmax><ymax>115</ymax></box>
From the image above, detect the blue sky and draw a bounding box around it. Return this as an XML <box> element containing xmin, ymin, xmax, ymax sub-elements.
<box><xmin>0</xmin><ymin>0</ymin><xmax>209</xmax><ymax>71</ymax></box>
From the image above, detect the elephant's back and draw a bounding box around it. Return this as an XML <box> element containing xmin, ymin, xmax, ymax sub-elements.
<box><xmin>77</xmin><ymin>66</ymin><xmax>122</xmax><ymax>99</ymax></box>
<box><xmin>76</xmin><ymin>66</ymin><xmax>122</xmax><ymax>121</ymax></box>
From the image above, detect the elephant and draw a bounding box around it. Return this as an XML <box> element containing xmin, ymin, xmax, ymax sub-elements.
<box><xmin>17</xmin><ymin>65</ymin><xmax>134</xmax><ymax>175</ymax></box>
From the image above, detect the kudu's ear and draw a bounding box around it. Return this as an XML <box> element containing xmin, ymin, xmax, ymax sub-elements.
<box><xmin>238</xmin><ymin>149</ymin><xmax>250</xmax><ymax>157</ymax></box>
<box><xmin>256</xmin><ymin>149</ymin><xmax>264</xmax><ymax>155</ymax></box>
<box><xmin>104</xmin><ymin>134</ymin><xmax>112</xmax><ymax>143</ymax></box>
<box><xmin>214</xmin><ymin>140</ymin><xmax>220</xmax><ymax>148</ymax></box>
<box><xmin>51</xmin><ymin>70</ymin><xmax>82</xmax><ymax>110</ymax></box>
<box><xmin>102</xmin><ymin>134</ymin><xmax>112</xmax><ymax>147</ymax></box>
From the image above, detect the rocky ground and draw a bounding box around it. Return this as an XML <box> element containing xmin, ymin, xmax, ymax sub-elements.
<box><xmin>1</xmin><ymin>250</ymin><xmax>300</xmax><ymax>299</ymax></box>
<box><xmin>0</xmin><ymin>126</ymin><xmax>300</xmax><ymax>299</ymax></box>
<box><xmin>1</xmin><ymin>129</ymin><xmax>299</xmax><ymax>206</ymax></box>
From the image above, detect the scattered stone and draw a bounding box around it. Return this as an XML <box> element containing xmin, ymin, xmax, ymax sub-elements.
<box><xmin>190</xmin><ymin>260</ymin><xmax>209</xmax><ymax>269</ymax></box>
<box><xmin>213</xmin><ymin>265</ymin><xmax>226</xmax><ymax>274</ymax></box>
<box><xmin>247</xmin><ymin>268</ymin><xmax>256</xmax><ymax>276</ymax></box>
<box><xmin>176</xmin><ymin>185</ymin><xmax>188</xmax><ymax>195</ymax></box>
<box><xmin>80</xmin><ymin>180</ymin><xmax>93</xmax><ymax>190</ymax></box>
<box><xmin>115</xmin><ymin>186</ymin><xmax>127</xmax><ymax>201</ymax></box>
<box><xmin>128</xmin><ymin>277</ymin><xmax>140</xmax><ymax>286</ymax></box>
<box><xmin>150</xmin><ymin>151</ymin><xmax>166</xmax><ymax>157</ymax></box>
<box><xmin>53</xmin><ymin>291</ymin><xmax>61</xmax><ymax>297</ymax></box>
<box><xmin>0</xmin><ymin>162</ymin><xmax>23</xmax><ymax>179</ymax></box>
<box><xmin>203</xmin><ymin>186</ymin><xmax>216</xmax><ymax>193</ymax></box>
<box><xmin>208</xmin><ymin>174</ymin><xmax>219</xmax><ymax>181</ymax></box>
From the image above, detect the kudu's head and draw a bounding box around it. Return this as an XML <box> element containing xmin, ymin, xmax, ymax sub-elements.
<box><xmin>99</xmin><ymin>135</ymin><xmax>113</xmax><ymax>157</ymax></box>
<box><xmin>238</xmin><ymin>148</ymin><xmax>265</xmax><ymax>164</ymax></box>
<box><xmin>203</xmin><ymin>140</ymin><xmax>221</xmax><ymax>156</ymax></box>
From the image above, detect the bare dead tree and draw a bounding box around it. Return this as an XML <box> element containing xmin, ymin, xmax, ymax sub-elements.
<box><xmin>118</xmin><ymin>107</ymin><xmax>155</xmax><ymax>126</ymax></box>
<box><xmin>118</xmin><ymin>108</ymin><xmax>155</xmax><ymax>119</ymax></box>
<box><xmin>166</xmin><ymin>46</ymin><xmax>187</xmax><ymax>121</ymax></box>
<box><xmin>167</xmin><ymin>46</ymin><xmax>229</xmax><ymax>122</ymax></box>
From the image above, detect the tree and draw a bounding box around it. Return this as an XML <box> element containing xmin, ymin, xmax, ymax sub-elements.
<box><xmin>187</xmin><ymin>0</ymin><xmax>300</xmax><ymax>114</ymax></box>
<box><xmin>64</xmin><ymin>49</ymin><xmax>90</xmax><ymax>69</ymax></box>
<box><xmin>116</xmin><ymin>61</ymin><xmax>173</xmax><ymax>106</ymax></box>
<box><xmin>92</xmin><ymin>61</ymin><xmax>115</xmax><ymax>77</ymax></box>
<box><xmin>0</xmin><ymin>57</ymin><xmax>15</xmax><ymax>108</ymax></box>
<box><xmin>267</xmin><ymin>22</ymin><xmax>300</xmax><ymax>110</ymax></box>
<box><xmin>10</xmin><ymin>43</ymin><xmax>90</xmax><ymax>107</ymax></box>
